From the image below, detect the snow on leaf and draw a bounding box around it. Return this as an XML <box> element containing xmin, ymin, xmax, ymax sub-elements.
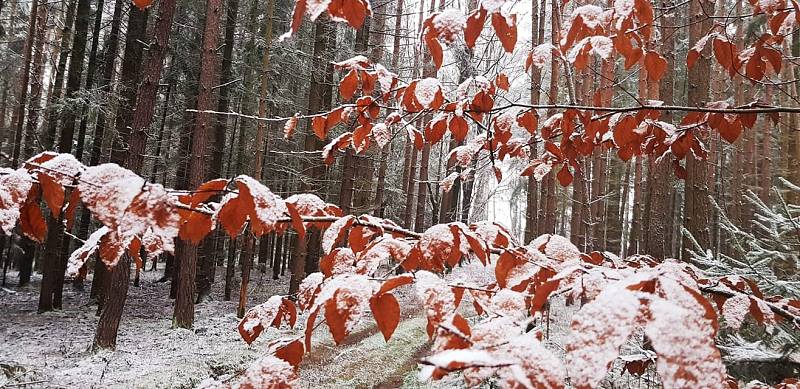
<box><xmin>322</xmin><ymin>215</ymin><xmax>355</xmax><ymax>254</ymax></box>
<box><xmin>79</xmin><ymin>163</ymin><xmax>145</xmax><ymax>230</ymax></box>
<box><xmin>316</xmin><ymin>274</ymin><xmax>377</xmax><ymax>344</ymax></box>
<box><xmin>238</xmin><ymin>296</ymin><xmax>297</xmax><ymax>345</ymax></box>
<box><xmin>371</xmin><ymin>123</ymin><xmax>391</xmax><ymax>149</ymax></box>
<box><xmin>644</xmin><ymin>298</ymin><xmax>727</xmax><ymax>388</ymax></box>
<box><xmin>722</xmin><ymin>294</ymin><xmax>750</xmax><ymax>330</ymax></box>
<box><xmin>490</xmin><ymin>289</ymin><xmax>527</xmax><ymax>320</ymax></box>
<box><xmin>235</xmin><ymin>175</ymin><xmax>288</xmax><ymax>236</ymax></box>
<box><xmin>529</xmin><ymin>234</ymin><xmax>581</xmax><ymax>263</ymax></box>
<box><xmin>566</xmin><ymin>283</ymin><xmax>645</xmax><ymax>388</ymax></box>
<box><xmin>119</xmin><ymin>183</ymin><xmax>179</xmax><ymax>256</ymax></box>
<box><xmin>572</xmin><ymin>4</ymin><xmax>606</xmax><ymax>29</ymax></box>
<box><xmin>36</xmin><ymin>153</ymin><xmax>85</xmax><ymax>186</ymax></box>
<box><xmin>415</xmin><ymin>271</ymin><xmax>456</xmax><ymax>336</ymax></box>
<box><xmin>297</xmin><ymin>272</ymin><xmax>324</xmax><ymax>311</ymax></box>
<box><xmin>528</xmin><ymin>44</ymin><xmax>556</xmax><ymax>69</ymax></box>
<box><xmin>414</xmin><ymin>78</ymin><xmax>443</xmax><ymax>108</ymax></box>
<box><xmin>0</xmin><ymin>168</ymin><xmax>33</xmax><ymax>235</ymax></box>
<box><xmin>319</xmin><ymin>247</ymin><xmax>357</xmax><ymax>277</ymax></box>
<box><xmin>356</xmin><ymin>237</ymin><xmax>412</xmax><ymax>275</ymax></box>
<box><xmin>235</xmin><ymin>355</ymin><xmax>298</xmax><ymax>389</ymax></box>
<box><xmin>431</xmin><ymin>9</ymin><xmax>467</xmax><ymax>44</ymax></box>
<box><xmin>66</xmin><ymin>226</ymin><xmax>111</xmax><ymax>277</ymax></box>
<box><xmin>495</xmin><ymin>332</ymin><xmax>565</xmax><ymax>388</ymax></box>
<box><xmin>440</xmin><ymin>172</ymin><xmax>459</xmax><ymax>193</ymax></box>
<box><xmin>419</xmin><ymin>349</ymin><xmax>501</xmax><ymax>382</ymax></box>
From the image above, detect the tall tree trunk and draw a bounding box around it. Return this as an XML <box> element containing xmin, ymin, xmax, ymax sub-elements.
<box><xmin>9</xmin><ymin>0</ymin><xmax>39</xmax><ymax>166</ymax></box>
<box><xmin>682</xmin><ymin>0</ymin><xmax>715</xmax><ymax>258</ymax></box>
<box><xmin>87</xmin><ymin>0</ymin><xmax>123</xmax><ymax>303</ymax></box>
<box><xmin>57</xmin><ymin>0</ymin><xmax>90</xmax><ymax>154</ymax></box>
<box><xmin>174</xmin><ymin>0</ymin><xmax>222</xmax><ymax>328</ymax></box>
<box><xmin>524</xmin><ymin>0</ymin><xmax>544</xmax><ymax>244</ymax></box>
<box><xmin>197</xmin><ymin>0</ymin><xmax>238</xmax><ymax>303</ymax></box>
<box><xmin>372</xmin><ymin>0</ymin><xmax>402</xmax><ymax>217</ymax></box>
<box><xmin>289</xmin><ymin>18</ymin><xmax>335</xmax><ymax>296</ymax></box>
<box><xmin>41</xmin><ymin>0</ymin><xmax>78</xmax><ymax>151</ymax></box>
<box><xmin>645</xmin><ymin>2</ymin><xmax>674</xmax><ymax>259</ymax></box>
<box><xmin>74</xmin><ymin>0</ymin><xmax>104</xmax><ymax>161</ymax></box>
<box><xmin>236</xmin><ymin>0</ymin><xmax>267</xmax><ymax>318</ymax></box>
<box><xmin>92</xmin><ymin>4</ymin><xmax>148</xmax><ymax>349</ymax></box>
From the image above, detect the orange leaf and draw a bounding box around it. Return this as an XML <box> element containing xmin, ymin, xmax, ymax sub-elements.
<box><xmin>449</xmin><ymin>115</ymin><xmax>469</xmax><ymax>142</ymax></box>
<box><xmin>557</xmin><ymin>164</ymin><xmax>573</xmax><ymax>186</ymax></box>
<box><xmin>132</xmin><ymin>0</ymin><xmax>153</xmax><ymax>10</ymax></box>
<box><xmin>644</xmin><ymin>51</ymin><xmax>667</xmax><ymax>82</ymax></box>
<box><xmin>426</xmin><ymin>36</ymin><xmax>444</xmax><ymax>70</ymax></box>
<box><xmin>19</xmin><ymin>186</ymin><xmax>46</xmax><ymax>243</ymax></box>
<box><xmin>64</xmin><ymin>188</ymin><xmax>80</xmax><ymax>231</ymax></box>
<box><xmin>312</xmin><ymin>116</ymin><xmax>328</xmax><ymax>140</ymax></box>
<box><xmin>464</xmin><ymin>9</ymin><xmax>487</xmax><ymax>48</ymax></box>
<box><xmin>378</xmin><ymin>274</ymin><xmax>414</xmax><ymax>294</ymax></box>
<box><xmin>495</xmin><ymin>73</ymin><xmax>509</xmax><ymax>91</ymax></box>
<box><xmin>339</xmin><ymin>68</ymin><xmax>359</xmax><ymax>100</ymax></box>
<box><xmin>217</xmin><ymin>195</ymin><xmax>249</xmax><ymax>238</ymax></box>
<box><xmin>274</xmin><ymin>339</ymin><xmax>305</xmax><ymax>368</ymax></box>
<box><xmin>490</xmin><ymin>12</ymin><xmax>517</xmax><ymax>53</ymax></box>
<box><xmin>37</xmin><ymin>173</ymin><xmax>64</xmax><ymax>218</ymax></box>
<box><xmin>370</xmin><ymin>293</ymin><xmax>401</xmax><ymax>341</ymax></box>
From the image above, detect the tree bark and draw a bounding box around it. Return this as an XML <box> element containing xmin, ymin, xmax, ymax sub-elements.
<box><xmin>40</xmin><ymin>0</ymin><xmax>78</xmax><ymax>151</ymax></box>
<box><xmin>92</xmin><ymin>4</ymin><xmax>148</xmax><ymax>349</ymax></box>
<box><xmin>9</xmin><ymin>0</ymin><xmax>39</xmax><ymax>166</ymax></box>
<box><xmin>289</xmin><ymin>18</ymin><xmax>335</xmax><ymax>296</ymax></box>
<box><xmin>682</xmin><ymin>0</ymin><xmax>715</xmax><ymax>258</ymax></box>
<box><xmin>174</xmin><ymin>0</ymin><xmax>222</xmax><ymax>328</ymax></box>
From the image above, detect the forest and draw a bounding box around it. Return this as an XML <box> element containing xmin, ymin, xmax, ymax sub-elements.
<box><xmin>0</xmin><ymin>0</ymin><xmax>799</xmax><ymax>387</ymax></box>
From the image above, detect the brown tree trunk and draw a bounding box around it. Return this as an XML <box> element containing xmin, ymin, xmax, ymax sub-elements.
<box><xmin>236</xmin><ymin>0</ymin><xmax>272</xmax><ymax>318</ymax></box>
<box><xmin>682</xmin><ymin>0</ymin><xmax>715</xmax><ymax>258</ymax></box>
<box><xmin>92</xmin><ymin>4</ymin><xmax>148</xmax><ymax>349</ymax></box>
<box><xmin>40</xmin><ymin>0</ymin><xmax>77</xmax><ymax>151</ymax></box>
<box><xmin>289</xmin><ymin>18</ymin><xmax>335</xmax><ymax>296</ymax></box>
<box><xmin>174</xmin><ymin>0</ymin><xmax>222</xmax><ymax>328</ymax></box>
<box><xmin>74</xmin><ymin>0</ymin><xmax>104</xmax><ymax>161</ymax></box>
<box><xmin>645</xmin><ymin>3</ymin><xmax>674</xmax><ymax>259</ymax></box>
<box><xmin>198</xmin><ymin>0</ymin><xmax>236</xmax><ymax>303</ymax></box>
<box><xmin>57</xmin><ymin>0</ymin><xmax>90</xmax><ymax>154</ymax></box>
<box><xmin>87</xmin><ymin>0</ymin><xmax>123</xmax><ymax>303</ymax></box>
<box><xmin>9</xmin><ymin>0</ymin><xmax>39</xmax><ymax>166</ymax></box>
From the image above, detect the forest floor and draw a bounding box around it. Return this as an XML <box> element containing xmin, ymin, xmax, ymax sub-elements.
<box><xmin>0</xmin><ymin>264</ymin><xmax>456</xmax><ymax>389</ymax></box>
<box><xmin>0</xmin><ymin>261</ymin><xmax>656</xmax><ymax>388</ymax></box>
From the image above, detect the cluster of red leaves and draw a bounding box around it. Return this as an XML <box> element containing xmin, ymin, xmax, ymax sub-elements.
<box><xmin>280</xmin><ymin>0</ymin><xmax>370</xmax><ymax>41</ymax></box>
<box><xmin>232</xmin><ymin>204</ymin><xmax>800</xmax><ymax>388</ymax></box>
<box><xmin>421</xmin><ymin>2</ymin><xmax>517</xmax><ymax>69</ymax></box>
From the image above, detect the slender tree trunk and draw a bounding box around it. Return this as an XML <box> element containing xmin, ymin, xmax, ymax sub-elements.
<box><xmin>236</xmin><ymin>0</ymin><xmax>272</xmax><ymax>318</ymax></box>
<box><xmin>57</xmin><ymin>0</ymin><xmax>90</xmax><ymax>154</ymax></box>
<box><xmin>645</xmin><ymin>2</ymin><xmax>674</xmax><ymax>258</ymax></box>
<box><xmin>197</xmin><ymin>0</ymin><xmax>239</xmax><ymax>303</ymax></box>
<box><xmin>74</xmin><ymin>0</ymin><xmax>104</xmax><ymax>161</ymax></box>
<box><xmin>174</xmin><ymin>0</ymin><xmax>222</xmax><ymax>328</ymax></box>
<box><xmin>682</xmin><ymin>0</ymin><xmax>715</xmax><ymax>258</ymax></box>
<box><xmin>92</xmin><ymin>4</ymin><xmax>148</xmax><ymax>349</ymax></box>
<box><xmin>289</xmin><ymin>18</ymin><xmax>335</xmax><ymax>296</ymax></box>
<box><xmin>41</xmin><ymin>0</ymin><xmax>78</xmax><ymax>151</ymax></box>
<box><xmin>9</xmin><ymin>0</ymin><xmax>39</xmax><ymax>166</ymax></box>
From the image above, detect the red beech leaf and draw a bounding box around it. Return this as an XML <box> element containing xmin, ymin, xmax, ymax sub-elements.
<box><xmin>339</xmin><ymin>68</ymin><xmax>359</xmax><ymax>100</ymax></box>
<box><xmin>274</xmin><ymin>339</ymin><xmax>305</xmax><ymax>369</ymax></box>
<box><xmin>19</xmin><ymin>186</ymin><xmax>46</xmax><ymax>243</ymax></box>
<box><xmin>490</xmin><ymin>12</ymin><xmax>517</xmax><ymax>53</ymax></box>
<box><xmin>64</xmin><ymin>188</ymin><xmax>81</xmax><ymax>231</ymax></box>
<box><xmin>370</xmin><ymin>293</ymin><xmax>401</xmax><ymax>341</ymax></box>
<box><xmin>37</xmin><ymin>173</ymin><xmax>65</xmax><ymax>218</ymax></box>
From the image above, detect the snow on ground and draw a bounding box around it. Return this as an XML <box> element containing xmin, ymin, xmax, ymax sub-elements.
<box><xmin>1</xmin><ymin>260</ymin><xmax>659</xmax><ymax>388</ymax></box>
